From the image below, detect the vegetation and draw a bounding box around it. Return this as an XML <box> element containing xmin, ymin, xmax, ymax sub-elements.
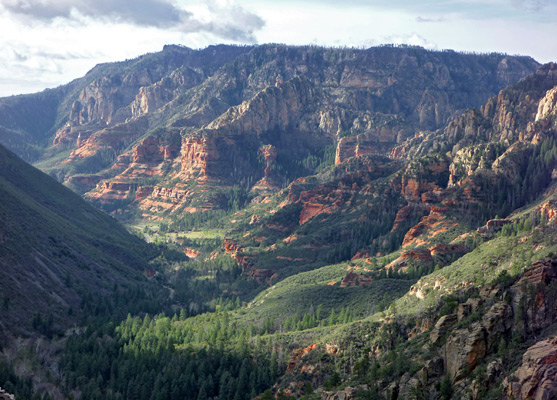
<box><xmin>61</xmin><ymin>315</ymin><xmax>283</xmax><ymax>400</ymax></box>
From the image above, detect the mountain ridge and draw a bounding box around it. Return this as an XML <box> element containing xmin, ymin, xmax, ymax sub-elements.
<box><xmin>0</xmin><ymin>45</ymin><xmax>540</xmax><ymax>218</ymax></box>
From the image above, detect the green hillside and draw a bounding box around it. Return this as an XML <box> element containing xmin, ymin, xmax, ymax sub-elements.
<box><xmin>0</xmin><ymin>144</ymin><xmax>161</xmax><ymax>338</ymax></box>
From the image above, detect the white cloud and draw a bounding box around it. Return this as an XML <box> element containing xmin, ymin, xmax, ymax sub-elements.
<box><xmin>1</xmin><ymin>0</ymin><xmax>186</xmax><ymax>26</ymax></box>
<box><xmin>416</xmin><ymin>16</ymin><xmax>445</xmax><ymax>23</ymax></box>
<box><xmin>0</xmin><ymin>0</ymin><xmax>264</xmax><ymax>41</ymax></box>
<box><xmin>510</xmin><ymin>0</ymin><xmax>548</xmax><ymax>11</ymax></box>
<box><xmin>382</xmin><ymin>33</ymin><xmax>439</xmax><ymax>50</ymax></box>
<box><xmin>0</xmin><ymin>0</ymin><xmax>266</xmax><ymax>96</ymax></box>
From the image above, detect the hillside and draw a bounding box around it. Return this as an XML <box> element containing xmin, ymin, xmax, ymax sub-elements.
<box><xmin>0</xmin><ymin>144</ymin><xmax>161</xmax><ymax>340</ymax></box>
<box><xmin>53</xmin><ymin>186</ymin><xmax>557</xmax><ymax>400</ymax></box>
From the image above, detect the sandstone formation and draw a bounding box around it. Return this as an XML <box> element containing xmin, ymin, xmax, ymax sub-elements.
<box><xmin>287</xmin><ymin>343</ymin><xmax>318</xmax><ymax>373</ymax></box>
<box><xmin>340</xmin><ymin>271</ymin><xmax>373</xmax><ymax>287</ymax></box>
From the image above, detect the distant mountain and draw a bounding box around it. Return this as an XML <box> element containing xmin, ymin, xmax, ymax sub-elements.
<box><xmin>0</xmin><ymin>44</ymin><xmax>539</xmax><ymax>219</ymax></box>
<box><xmin>0</xmin><ymin>144</ymin><xmax>158</xmax><ymax>339</ymax></box>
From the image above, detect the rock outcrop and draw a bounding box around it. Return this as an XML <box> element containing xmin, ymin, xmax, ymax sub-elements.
<box><xmin>429</xmin><ymin>314</ymin><xmax>457</xmax><ymax>344</ymax></box>
<box><xmin>252</xmin><ymin>144</ymin><xmax>280</xmax><ymax>192</ymax></box>
<box><xmin>322</xmin><ymin>387</ymin><xmax>357</xmax><ymax>400</ymax></box>
<box><xmin>287</xmin><ymin>343</ymin><xmax>318</xmax><ymax>373</ymax></box>
<box><xmin>444</xmin><ymin>300</ymin><xmax>514</xmax><ymax>381</ymax></box>
<box><xmin>385</xmin><ymin>249</ymin><xmax>433</xmax><ymax>272</ymax></box>
<box><xmin>503</xmin><ymin>336</ymin><xmax>557</xmax><ymax>400</ymax></box>
<box><xmin>509</xmin><ymin>258</ymin><xmax>557</xmax><ymax>333</ymax></box>
<box><xmin>340</xmin><ymin>271</ymin><xmax>373</xmax><ymax>287</ymax></box>
<box><xmin>248</xmin><ymin>268</ymin><xmax>277</xmax><ymax>284</ymax></box>
<box><xmin>445</xmin><ymin>322</ymin><xmax>487</xmax><ymax>381</ymax></box>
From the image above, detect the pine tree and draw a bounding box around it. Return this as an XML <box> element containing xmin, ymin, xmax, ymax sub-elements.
<box><xmin>329</xmin><ymin>308</ymin><xmax>337</xmax><ymax>325</ymax></box>
<box><xmin>197</xmin><ymin>383</ymin><xmax>208</xmax><ymax>400</ymax></box>
<box><xmin>440</xmin><ymin>375</ymin><xmax>453</xmax><ymax>400</ymax></box>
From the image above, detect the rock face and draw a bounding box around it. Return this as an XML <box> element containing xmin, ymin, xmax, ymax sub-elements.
<box><xmin>133</xmin><ymin>135</ymin><xmax>180</xmax><ymax>164</ymax></box>
<box><xmin>444</xmin><ymin>301</ymin><xmax>513</xmax><ymax>381</ymax></box>
<box><xmin>392</xmin><ymin>63</ymin><xmax>557</xmax><ymax>162</ymax></box>
<box><xmin>445</xmin><ymin>322</ymin><xmax>487</xmax><ymax>381</ymax></box>
<box><xmin>180</xmin><ymin>135</ymin><xmax>220</xmax><ymax>180</ymax></box>
<box><xmin>510</xmin><ymin>258</ymin><xmax>557</xmax><ymax>333</ymax></box>
<box><xmin>504</xmin><ymin>336</ymin><xmax>557</xmax><ymax>400</ymax></box>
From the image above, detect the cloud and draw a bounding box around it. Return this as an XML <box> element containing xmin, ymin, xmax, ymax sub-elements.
<box><xmin>1</xmin><ymin>0</ymin><xmax>264</xmax><ymax>42</ymax></box>
<box><xmin>1</xmin><ymin>0</ymin><xmax>184</xmax><ymax>25</ymax></box>
<box><xmin>510</xmin><ymin>0</ymin><xmax>548</xmax><ymax>11</ymax></box>
<box><xmin>382</xmin><ymin>33</ymin><xmax>439</xmax><ymax>50</ymax></box>
<box><xmin>416</xmin><ymin>16</ymin><xmax>445</xmax><ymax>23</ymax></box>
<box><xmin>1</xmin><ymin>44</ymin><xmax>94</xmax><ymax>77</ymax></box>
<box><xmin>204</xmin><ymin>1</ymin><xmax>265</xmax><ymax>41</ymax></box>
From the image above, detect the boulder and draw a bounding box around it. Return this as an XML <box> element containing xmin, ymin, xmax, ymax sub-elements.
<box><xmin>481</xmin><ymin>301</ymin><xmax>513</xmax><ymax>350</ymax></box>
<box><xmin>420</xmin><ymin>357</ymin><xmax>445</xmax><ymax>382</ymax></box>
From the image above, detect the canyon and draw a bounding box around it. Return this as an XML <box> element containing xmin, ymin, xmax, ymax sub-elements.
<box><xmin>0</xmin><ymin>44</ymin><xmax>556</xmax><ymax>400</ymax></box>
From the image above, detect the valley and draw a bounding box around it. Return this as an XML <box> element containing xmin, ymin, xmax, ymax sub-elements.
<box><xmin>0</xmin><ymin>44</ymin><xmax>556</xmax><ymax>400</ymax></box>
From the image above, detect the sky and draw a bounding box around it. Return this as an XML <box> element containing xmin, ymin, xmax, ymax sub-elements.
<box><xmin>0</xmin><ymin>0</ymin><xmax>555</xmax><ymax>97</ymax></box>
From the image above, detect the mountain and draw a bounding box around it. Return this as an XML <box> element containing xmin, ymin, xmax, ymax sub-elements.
<box><xmin>205</xmin><ymin>63</ymin><xmax>556</xmax><ymax>290</ymax></box>
<box><xmin>0</xmin><ymin>45</ymin><xmax>539</xmax><ymax>219</ymax></box>
<box><xmin>0</xmin><ymin>144</ymin><xmax>160</xmax><ymax>340</ymax></box>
